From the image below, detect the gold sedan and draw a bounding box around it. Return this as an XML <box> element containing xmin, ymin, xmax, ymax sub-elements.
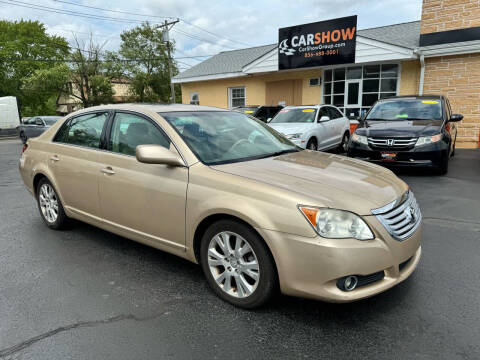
<box><xmin>19</xmin><ymin>104</ymin><xmax>422</xmax><ymax>308</ymax></box>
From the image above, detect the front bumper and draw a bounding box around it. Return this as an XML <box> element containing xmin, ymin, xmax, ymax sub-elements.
<box><xmin>288</xmin><ymin>138</ymin><xmax>307</xmax><ymax>149</ymax></box>
<box><xmin>257</xmin><ymin>216</ymin><xmax>422</xmax><ymax>302</ymax></box>
<box><xmin>347</xmin><ymin>141</ymin><xmax>448</xmax><ymax>167</ymax></box>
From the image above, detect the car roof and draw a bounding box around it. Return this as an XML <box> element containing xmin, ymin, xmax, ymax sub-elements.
<box><xmin>378</xmin><ymin>95</ymin><xmax>444</xmax><ymax>102</ymax></box>
<box><xmin>68</xmin><ymin>103</ymin><xmax>228</xmax><ymax>114</ymax></box>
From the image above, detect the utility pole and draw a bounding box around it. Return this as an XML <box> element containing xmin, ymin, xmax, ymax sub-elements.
<box><xmin>156</xmin><ymin>19</ymin><xmax>179</xmax><ymax>104</ymax></box>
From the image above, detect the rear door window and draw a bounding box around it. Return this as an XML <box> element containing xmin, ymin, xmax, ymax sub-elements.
<box><xmin>62</xmin><ymin>113</ymin><xmax>108</xmax><ymax>149</ymax></box>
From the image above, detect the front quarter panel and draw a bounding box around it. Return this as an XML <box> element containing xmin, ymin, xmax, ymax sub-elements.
<box><xmin>185</xmin><ymin>163</ymin><xmax>317</xmax><ymax>261</ymax></box>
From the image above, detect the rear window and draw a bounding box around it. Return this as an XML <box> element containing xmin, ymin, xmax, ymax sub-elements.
<box><xmin>366</xmin><ymin>99</ymin><xmax>443</xmax><ymax>121</ymax></box>
<box><xmin>270</xmin><ymin>108</ymin><xmax>317</xmax><ymax>123</ymax></box>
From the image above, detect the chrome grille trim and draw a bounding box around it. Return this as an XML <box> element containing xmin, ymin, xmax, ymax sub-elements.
<box><xmin>372</xmin><ymin>191</ymin><xmax>422</xmax><ymax>241</ymax></box>
<box><xmin>367</xmin><ymin>137</ymin><xmax>418</xmax><ymax>149</ymax></box>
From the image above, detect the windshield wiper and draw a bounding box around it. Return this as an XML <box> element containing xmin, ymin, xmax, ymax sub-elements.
<box><xmin>259</xmin><ymin>148</ymin><xmax>300</xmax><ymax>159</ymax></box>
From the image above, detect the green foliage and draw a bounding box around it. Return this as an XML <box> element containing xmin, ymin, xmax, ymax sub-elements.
<box><xmin>117</xmin><ymin>22</ymin><xmax>179</xmax><ymax>103</ymax></box>
<box><xmin>0</xmin><ymin>20</ymin><xmax>70</xmax><ymax>116</ymax></box>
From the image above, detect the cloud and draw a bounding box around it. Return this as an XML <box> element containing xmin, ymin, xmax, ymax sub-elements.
<box><xmin>0</xmin><ymin>0</ymin><xmax>422</xmax><ymax>68</ymax></box>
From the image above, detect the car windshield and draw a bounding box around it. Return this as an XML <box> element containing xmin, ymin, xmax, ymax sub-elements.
<box><xmin>366</xmin><ymin>99</ymin><xmax>443</xmax><ymax>121</ymax></box>
<box><xmin>161</xmin><ymin>111</ymin><xmax>299</xmax><ymax>165</ymax></box>
<box><xmin>270</xmin><ymin>108</ymin><xmax>317</xmax><ymax>123</ymax></box>
<box><xmin>42</xmin><ymin>116</ymin><xmax>62</xmax><ymax>125</ymax></box>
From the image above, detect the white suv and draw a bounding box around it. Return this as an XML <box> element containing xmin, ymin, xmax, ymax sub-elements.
<box><xmin>268</xmin><ymin>105</ymin><xmax>350</xmax><ymax>152</ymax></box>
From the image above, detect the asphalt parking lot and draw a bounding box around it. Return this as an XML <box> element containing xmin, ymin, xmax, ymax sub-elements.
<box><xmin>1</xmin><ymin>139</ymin><xmax>479</xmax><ymax>360</ymax></box>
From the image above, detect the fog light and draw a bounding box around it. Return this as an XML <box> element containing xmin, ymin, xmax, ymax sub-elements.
<box><xmin>338</xmin><ymin>275</ymin><xmax>358</xmax><ymax>291</ymax></box>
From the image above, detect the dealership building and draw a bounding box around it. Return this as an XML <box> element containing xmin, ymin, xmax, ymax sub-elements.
<box><xmin>173</xmin><ymin>0</ymin><xmax>480</xmax><ymax>149</ymax></box>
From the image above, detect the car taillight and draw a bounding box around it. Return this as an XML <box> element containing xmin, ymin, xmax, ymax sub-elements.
<box><xmin>22</xmin><ymin>143</ymin><xmax>28</xmax><ymax>154</ymax></box>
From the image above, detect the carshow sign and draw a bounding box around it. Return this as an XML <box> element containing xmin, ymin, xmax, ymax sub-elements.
<box><xmin>278</xmin><ymin>16</ymin><xmax>357</xmax><ymax>70</ymax></box>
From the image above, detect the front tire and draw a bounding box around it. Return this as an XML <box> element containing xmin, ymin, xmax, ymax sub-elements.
<box><xmin>338</xmin><ymin>132</ymin><xmax>350</xmax><ymax>153</ymax></box>
<box><xmin>437</xmin><ymin>153</ymin><xmax>449</xmax><ymax>175</ymax></box>
<box><xmin>306</xmin><ymin>138</ymin><xmax>317</xmax><ymax>151</ymax></box>
<box><xmin>36</xmin><ymin>178</ymin><xmax>68</xmax><ymax>229</ymax></box>
<box><xmin>200</xmin><ymin>219</ymin><xmax>277</xmax><ymax>309</ymax></box>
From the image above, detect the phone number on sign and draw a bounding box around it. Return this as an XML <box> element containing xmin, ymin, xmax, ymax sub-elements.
<box><xmin>304</xmin><ymin>49</ymin><xmax>340</xmax><ymax>57</ymax></box>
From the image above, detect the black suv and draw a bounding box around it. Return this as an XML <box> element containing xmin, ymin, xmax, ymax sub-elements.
<box><xmin>347</xmin><ymin>95</ymin><xmax>463</xmax><ymax>174</ymax></box>
<box><xmin>232</xmin><ymin>105</ymin><xmax>283</xmax><ymax>122</ymax></box>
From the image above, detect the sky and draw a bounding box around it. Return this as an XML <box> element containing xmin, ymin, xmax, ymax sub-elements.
<box><xmin>0</xmin><ymin>0</ymin><xmax>423</xmax><ymax>72</ymax></box>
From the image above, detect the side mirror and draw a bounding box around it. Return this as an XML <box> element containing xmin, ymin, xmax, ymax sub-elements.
<box><xmin>449</xmin><ymin>114</ymin><xmax>463</xmax><ymax>122</ymax></box>
<box><xmin>136</xmin><ymin>145</ymin><xmax>185</xmax><ymax>167</ymax></box>
<box><xmin>266</xmin><ymin>117</ymin><xmax>272</xmax><ymax>123</ymax></box>
<box><xmin>319</xmin><ymin>116</ymin><xmax>330</xmax><ymax>122</ymax></box>
<box><xmin>35</xmin><ymin>119</ymin><xmax>43</xmax><ymax>125</ymax></box>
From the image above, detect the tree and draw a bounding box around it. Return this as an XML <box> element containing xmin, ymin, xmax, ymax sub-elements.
<box><xmin>117</xmin><ymin>22</ymin><xmax>180</xmax><ymax>103</ymax></box>
<box><xmin>0</xmin><ymin>20</ymin><xmax>70</xmax><ymax>115</ymax></box>
<box><xmin>68</xmin><ymin>36</ymin><xmax>114</xmax><ymax>108</ymax></box>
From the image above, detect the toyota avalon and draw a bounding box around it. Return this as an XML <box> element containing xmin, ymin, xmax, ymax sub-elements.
<box><xmin>19</xmin><ymin>104</ymin><xmax>422</xmax><ymax>308</ymax></box>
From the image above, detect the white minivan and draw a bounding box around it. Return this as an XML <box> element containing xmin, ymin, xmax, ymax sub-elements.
<box><xmin>268</xmin><ymin>105</ymin><xmax>350</xmax><ymax>152</ymax></box>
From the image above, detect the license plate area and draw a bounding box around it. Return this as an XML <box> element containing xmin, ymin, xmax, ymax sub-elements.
<box><xmin>381</xmin><ymin>152</ymin><xmax>397</xmax><ymax>161</ymax></box>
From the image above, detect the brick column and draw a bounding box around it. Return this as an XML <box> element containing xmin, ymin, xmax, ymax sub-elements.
<box><xmin>421</xmin><ymin>0</ymin><xmax>480</xmax><ymax>148</ymax></box>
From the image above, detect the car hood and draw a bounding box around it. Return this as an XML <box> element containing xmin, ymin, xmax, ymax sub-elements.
<box><xmin>268</xmin><ymin>122</ymin><xmax>314</xmax><ymax>135</ymax></box>
<box><xmin>212</xmin><ymin>151</ymin><xmax>407</xmax><ymax>215</ymax></box>
<box><xmin>355</xmin><ymin>119</ymin><xmax>443</xmax><ymax>137</ymax></box>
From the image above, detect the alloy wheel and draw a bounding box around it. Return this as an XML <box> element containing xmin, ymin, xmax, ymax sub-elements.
<box><xmin>38</xmin><ymin>183</ymin><xmax>59</xmax><ymax>223</ymax></box>
<box><xmin>207</xmin><ymin>231</ymin><xmax>260</xmax><ymax>298</ymax></box>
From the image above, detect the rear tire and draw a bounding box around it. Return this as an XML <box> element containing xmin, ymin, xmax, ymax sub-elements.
<box><xmin>36</xmin><ymin>178</ymin><xmax>68</xmax><ymax>229</ymax></box>
<box><xmin>338</xmin><ymin>132</ymin><xmax>350</xmax><ymax>153</ymax></box>
<box><xmin>306</xmin><ymin>138</ymin><xmax>317</xmax><ymax>151</ymax></box>
<box><xmin>200</xmin><ymin>219</ymin><xmax>277</xmax><ymax>309</ymax></box>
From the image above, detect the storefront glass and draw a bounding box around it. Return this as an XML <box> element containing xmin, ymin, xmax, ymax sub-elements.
<box><xmin>323</xmin><ymin>64</ymin><xmax>399</xmax><ymax>119</ymax></box>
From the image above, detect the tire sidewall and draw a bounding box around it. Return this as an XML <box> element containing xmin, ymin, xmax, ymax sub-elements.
<box><xmin>200</xmin><ymin>219</ymin><xmax>277</xmax><ymax>309</ymax></box>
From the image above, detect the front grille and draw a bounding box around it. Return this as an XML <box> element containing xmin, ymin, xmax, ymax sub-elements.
<box><xmin>367</xmin><ymin>137</ymin><xmax>417</xmax><ymax>150</ymax></box>
<box><xmin>372</xmin><ymin>191</ymin><xmax>422</xmax><ymax>241</ymax></box>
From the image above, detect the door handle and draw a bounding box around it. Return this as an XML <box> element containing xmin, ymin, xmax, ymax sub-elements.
<box><xmin>50</xmin><ymin>155</ymin><xmax>60</xmax><ymax>162</ymax></box>
<box><xmin>101</xmin><ymin>167</ymin><xmax>116</xmax><ymax>175</ymax></box>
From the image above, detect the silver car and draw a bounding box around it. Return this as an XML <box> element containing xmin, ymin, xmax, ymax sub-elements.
<box><xmin>18</xmin><ymin>116</ymin><xmax>62</xmax><ymax>143</ymax></box>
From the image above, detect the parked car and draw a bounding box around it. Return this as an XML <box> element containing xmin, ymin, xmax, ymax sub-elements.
<box><xmin>18</xmin><ymin>116</ymin><xmax>62</xmax><ymax>143</ymax></box>
<box><xmin>268</xmin><ymin>105</ymin><xmax>350</xmax><ymax>152</ymax></box>
<box><xmin>347</xmin><ymin>95</ymin><xmax>462</xmax><ymax>174</ymax></box>
<box><xmin>19</xmin><ymin>104</ymin><xmax>422</xmax><ymax>308</ymax></box>
<box><xmin>232</xmin><ymin>105</ymin><xmax>283</xmax><ymax>122</ymax></box>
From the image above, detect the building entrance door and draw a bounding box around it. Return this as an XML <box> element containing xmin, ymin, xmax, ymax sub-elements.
<box><xmin>344</xmin><ymin>80</ymin><xmax>361</xmax><ymax>119</ymax></box>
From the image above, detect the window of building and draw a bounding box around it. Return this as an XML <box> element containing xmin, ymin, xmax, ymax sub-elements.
<box><xmin>190</xmin><ymin>92</ymin><xmax>199</xmax><ymax>105</ymax></box>
<box><xmin>229</xmin><ymin>87</ymin><xmax>246</xmax><ymax>108</ymax></box>
<box><xmin>323</xmin><ymin>64</ymin><xmax>399</xmax><ymax>119</ymax></box>
<box><xmin>309</xmin><ymin>78</ymin><xmax>321</xmax><ymax>86</ymax></box>
<box><xmin>109</xmin><ymin>113</ymin><xmax>170</xmax><ymax>156</ymax></box>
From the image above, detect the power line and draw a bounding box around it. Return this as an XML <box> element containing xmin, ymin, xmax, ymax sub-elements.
<box><xmin>172</xmin><ymin>28</ymin><xmax>238</xmax><ymax>50</ymax></box>
<box><xmin>50</xmin><ymin>0</ymin><xmax>176</xmax><ymax>20</ymax></box>
<box><xmin>2</xmin><ymin>0</ymin><xmax>146</xmax><ymax>24</ymax></box>
<box><xmin>49</xmin><ymin>0</ymin><xmax>251</xmax><ymax>47</ymax></box>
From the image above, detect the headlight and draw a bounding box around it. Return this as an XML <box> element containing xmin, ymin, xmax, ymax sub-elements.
<box><xmin>286</xmin><ymin>133</ymin><xmax>302</xmax><ymax>139</ymax></box>
<box><xmin>416</xmin><ymin>134</ymin><xmax>442</xmax><ymax>146</ymax></box>
<box><xmin>351</xmin><ymin>133</ymin><xmax>368</xmax><ymax>145</ymax></box>
<box><xmin>299</xmin><ymin>207</ymin><xmax>374</xmax><ymax>240</ymax></box>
